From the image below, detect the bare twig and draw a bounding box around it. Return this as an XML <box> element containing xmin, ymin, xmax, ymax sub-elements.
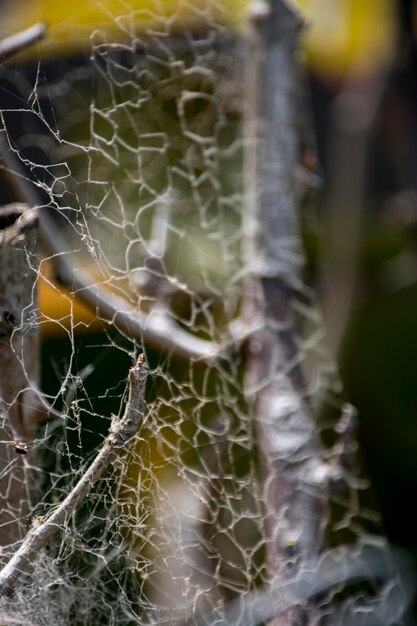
<box><xmin>0</xmin><ymin>23</ymin><xmax>47</xmax><ymax>62</ymax></box>
<box><xmin>0</xmin><ymin>204</ymin><xmax>54</xmax><ymax>548</ymax></box>
<box><xmin>243</xmin><ymin>1</ymin><xmax>325</xmax><ymax>623</ymax></box>
<box><xmin>0</xmin><ymin>204</ymin><xmax>59</xmax><ymax>440</ymax></box>
<box><xmin>0</xmin><ymin>129</ymin><xmax>218</xmax><ymax>361</ymax></box>
<box><xmin>0</xmin><ymin>205</ymin><xmax>40</xmax><ymax>441</ymax></box>
<box><xmin>0</xmin><ymin>354</ymin><xmax>148</xmax><ymax>595</ymax></box>
<box><xmin>0</xmin><ymin>17</ymin><xmax>217</xmax><ymax>362</ymax></box>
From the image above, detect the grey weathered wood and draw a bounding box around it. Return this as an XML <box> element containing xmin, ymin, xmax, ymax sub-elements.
<box><xmin>0</xmin><ymin>204</ymin><xmax>40</xmax><ymax>548</ymax></box>
<box><xmin>243</xmin><ymin>2</ymin><xmax>325</xmax><ymax>624</ymax></box>
<box><xmin>0</xmin><ymin>22</ymin><xmax>46</xmax><ymax>61</ymax></box>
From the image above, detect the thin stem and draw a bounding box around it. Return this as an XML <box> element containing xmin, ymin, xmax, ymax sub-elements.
<box><xmin>0</xmin><ymin>16</ymin><xmax>217</xmax><ymax>362</ymax></box>
<box><xmin>0</xmin><ymin>129</ymin><xmax>217</xmax><ymax>362</ymax></box>
<box><xmin>0</xmin><ymin>354</ymin><xmax>148</xmax><ymax>596</ymax></box>
<box><xmin>0</xmin><ymin>204</ymin><xmax>39</xmax><ymax>548</ymax></box>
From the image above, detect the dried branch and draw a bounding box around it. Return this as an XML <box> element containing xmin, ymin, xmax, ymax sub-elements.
<box><xmin>0</xmin><ymin>129</ymin><xmax>217</xmax><ymax>362</ymax></box>
<box><xmin>0</xmin><ymin>354</ymin><xmax>148</xmax><ymax>595</ymax></box>
<box><xmin>243</xmin><ymin>1</ymin><xmax>325</xmax><ymax>624</ymax></box>
<box><xmin>0</xmin><ymin>23</ymin><xmax>47</xmax><ymax>62</ymax></box>
<box><xmin>0</xmin><ymin>205</ymin><xmax>40</xmax><ymax>440</ymax></box>
<box><xmin>0</xmin><ymin>16</ymin><xmax>217</xmax><ymax>362</ymax></box>
<box><xmin>0</xmin><ymin>205</ymin><xmax>40</xmax><ymax>547</ymax></box>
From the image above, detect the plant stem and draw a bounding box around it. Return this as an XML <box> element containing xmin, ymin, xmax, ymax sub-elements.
<box><xmin>0</xmin><ymin>354</ymin><xmax>148</xmax><ymax>595</ymax></box>
<box><xmin>243</xmin><ymin>2</ymin><xmax>325</xmax><ymax>623</ymax></box>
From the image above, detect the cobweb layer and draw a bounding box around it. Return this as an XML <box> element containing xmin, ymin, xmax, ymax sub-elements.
<box><xmin>0</xmin><ymin>4</ymin><xmax>412</xmax><ymax>626</ymax></box>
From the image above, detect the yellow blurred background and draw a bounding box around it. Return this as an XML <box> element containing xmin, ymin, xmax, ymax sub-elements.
<box><xmin>2</xmin><ymin>0</ymin><xmax>396</xmax><ymax>76</ymax></box>
<box><xmin>0</xmin><ymin>0</ymin><xmax>398</xmax><ymax>333</ymax></box>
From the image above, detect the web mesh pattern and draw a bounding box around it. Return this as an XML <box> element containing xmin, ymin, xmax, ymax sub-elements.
<box><xmin>0</xmin><ymin>4</ymin><xmax>412</xmax><ymax>625</ymax></box>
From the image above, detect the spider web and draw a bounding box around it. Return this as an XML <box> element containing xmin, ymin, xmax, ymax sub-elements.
<box><xmin>0</xmin><ymin>3</ymin><xmax>413</xmax><ymax>625</ymax></box>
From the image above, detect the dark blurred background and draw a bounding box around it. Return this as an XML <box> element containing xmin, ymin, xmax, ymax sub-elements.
<box><xmin>306</xmin><ymin>0</ymin><xmax>417</xmax><ymax>551</ymax></box>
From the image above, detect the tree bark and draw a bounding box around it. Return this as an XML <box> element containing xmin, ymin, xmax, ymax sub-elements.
<box><xmin>243</xmin><ymin>2</ymin><xmax>325</xmax><ymax>624</ymax></box>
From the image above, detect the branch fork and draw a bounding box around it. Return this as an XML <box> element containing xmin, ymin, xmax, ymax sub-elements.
<box><xmin>0</xmin><ymin>354</ymin><xmax>148</xmax><ymax>596</ymax></box>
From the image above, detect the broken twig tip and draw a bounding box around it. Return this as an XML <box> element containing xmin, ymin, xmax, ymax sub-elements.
<box><xmin>0</xmin><ymin>23</ymin><xmax>48</xmax><ymax>61</ymax></box>
<box><xmin>249</xmin><ymin>0</ymin><xmax>271</xmax><ymax>23</ymax></box>
<box><xmin>132</xmin><ymin>353</ymin><xmax>148</xmax><ymax>377</ymax></box>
